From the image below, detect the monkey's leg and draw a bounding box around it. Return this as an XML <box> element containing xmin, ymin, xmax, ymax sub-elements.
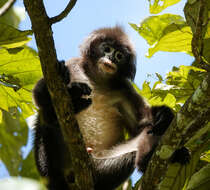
<box><xmin>34</xmin><ymin>120</ymin><xmax>69</xmax><ymax>190</ymax></box>
<box><xmin>93</xmin><ymin>152</ymin><xmax>136</xmax><ymax>190</ymax></box>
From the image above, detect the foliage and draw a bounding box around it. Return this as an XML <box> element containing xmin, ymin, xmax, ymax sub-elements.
<box><xmin>0</xmin><ymin>0</ymin><xmax>210</xmax><ymax>189</ymax></box>
<box><xmin>130</xmin><ymin>0</ymin><xmax>210</xmax><ymax>190</ymax></box>
<box><xmin>0</xmin><ymin>1</ymin><xmax>41</xmax><ymax>184</ymax></box>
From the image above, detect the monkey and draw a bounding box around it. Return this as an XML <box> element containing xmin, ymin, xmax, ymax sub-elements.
<box><xmin>33</xmin><ymin>26</ymin><xmax>188</xmax><ymax>190</ymax></box>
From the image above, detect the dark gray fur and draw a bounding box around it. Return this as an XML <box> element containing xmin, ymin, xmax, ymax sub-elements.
<box><xmin>33</xmin><ymin>26</ymin><xmax>174</xmax><ymax>190</ymax></box>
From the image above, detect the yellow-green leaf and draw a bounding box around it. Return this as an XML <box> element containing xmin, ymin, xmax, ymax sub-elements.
<box><xmin>163</xmin><ymin>93</ymin><xmax>176</xmax><ymax>108</ymax></box>
<box><xmin>130</xmin><ymin>14</ymin><xmax>185</xmax><ymax>46</ymax></box>
<box><xmin>130</xmin><ymin>14</ymin><xmax>193</xmax><ymax>57</ymax></box>
<box><xmin>0</xmin><ymin>23</ymin><xmax>32</xmax><ymax>49</ymax></box>
<box><xmin>201</xmin><ymin>151</ymin><xmax>210</xmax><ymax>163</ymax></box>
<box><xmin>147</xmin><ymin>25</ymin><xmax>192</xmax><ymax>58</ymax></box>
<box><xmin>149</xmin><ymin>0</ymin><xmax>181</xmax><ymax>14</ymax></box>
<box><xmin>0</xmin><ymin>47</ymin><xmax>42</xmax><ymax>117</ymax></box>
<box><xmin>0</xmin><ymin>110</ymin><xmax>2</xmax><ymax>123</ymax></box>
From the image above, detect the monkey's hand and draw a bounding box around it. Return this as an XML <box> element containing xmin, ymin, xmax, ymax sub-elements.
<box><xmin>150</xmin><ymin>106</ymin><xmax>190</xmax><ymax>164</ymax></box>
<box><xmin>57</xmin><ymin>60</ymin><xmax>92</xmax><ymax>113</ymax></box>
<box><xmin>150</xmin><ymin>106</ymin><xmax>174</xmax><ymax>136</ymax></box>
<box><xmin>68</xmin><ymin>82</ymin><xmax>92</xmax><ymax>114</ymax></box>
<box><xmin>57</xmin><ymin>60</ymin><xmax>70</xmax><ymax>84</ymax></box>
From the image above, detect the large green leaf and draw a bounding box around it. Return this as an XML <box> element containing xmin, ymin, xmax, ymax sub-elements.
<box><xmin>0</xmin><ymin>47</ymin><xmax>42</xmax><ymax>118</ymax></box>
<box><xmin>0</xmin><ymin>109</ymin><xmax>28</xmax><ymax>175</ymax></box>
<box><xmin>159</xmin><ymin>145</ymin><xmax>207</xmax><ymax>190</ymax></box>
<box><xmin>148</xmin><ymin>0</ymin><xmax>181</xmax><ymax>14</ymax></box>
<box><xmin>186</xmin><ymin>164</ymin><xmax>210</xmax><ymax>190</ymax></box>
<box><xmin>130</xmin><ymin>14</ymin><xmax>192</xmax><ymax>58</ymax></box>
<box><xmin>0</xmin><ymin>23</ymin><xmax>32</xmax><ymax>49</ymax></box>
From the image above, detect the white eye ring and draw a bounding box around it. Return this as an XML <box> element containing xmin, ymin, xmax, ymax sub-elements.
<box><xmin>115</xmin><ymin>51</ymin><xmax>124</xmax><ymax>62</ymax></box>
<box><xmin>99</xmin><ymin>42</ymin><xmax>114</xmax><ymax>55</ymax></box>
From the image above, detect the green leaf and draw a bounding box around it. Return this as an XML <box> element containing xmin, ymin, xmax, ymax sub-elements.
<box><xmin>149</xmin><ymin>0</ymin><xmax>181</xmax><ymax>14</ymax></box>
<box><xmin>0</xmin><ymin>109</ymin><xmax>28</xmax><ymax>175</ymax></box>
<box><xmin>0</xmin><ymin>177</ymin><xmax>46</xmax><ymax>190</ymax></box>
<box><xmin>0</xmin><ymin>23</ymin><xmax>32</xmax><ymax>49</ymax></box>
<box><xmin>0</xmin><ymin>1</ymin><xmax>25</xmax><ymax>28</ymax></box>
<box><xmin>163</xmin><ymin>93</ymin><xmax>176</xmax><ymax>108</ymax></box>
<box><xmin>203</xmin><ymin>38</ymin><xmax>210</xmax><ymax>63</ymax></box>
<box><xmin>159</xmin><ymin>145</ymin><xmax>206</xmax><ymax>190</ymax></box>
<box><xmin>201</xmin><ymin>151</ymin><xmax>210</xmax><ymax>163</ymax></box>
<box><xmin>19</xmin><ymin>151</ymin><xmax>40</xmax><ymax>179</ymax></box>
<box><xmin>155</xmin><ymin>72</ymin><xmax>163</xmax><ymax>82</ymax></box>
<box><xmin>130</xmin><ymin>14</ymin><xmax>193</xmax><ymax>57</ymax></box>
<box><xmin>0</xmin><ymin>47</ymin><xmax>42</xmax><ymax>117</ymax></box>
<box><xmin>137</xmin><ymin>81</ymin><xmax>152</xmax><ymax>99</ymax></box>
<box><xmin>186</xmin><ymin>164</ymin><xmax>210</xmax><ymax>190</ymax></box>
<box><xmin>130</xmin><ymin>14</ymin><xmax>185</xmax><ymax>46</ymax></box>
<box><xmin>147</xmin><ymin>25</ymin><xmax>192</xmax><ymax>58</ymax></box>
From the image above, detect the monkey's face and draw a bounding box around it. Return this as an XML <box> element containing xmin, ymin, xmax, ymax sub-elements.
<box><xmin>81</xmin><ymin>27</ymin><xmax>137</xmax><ymax>81</ymax></box>
<box><xmin>97</xmin><ymin>42</ymin><xmax>125</xmax><ymax>76</ymax></box>
<box><xmin>88</xmin><ymin>40</ymin><xmax>135</xmax><ymax>81</ymax></box>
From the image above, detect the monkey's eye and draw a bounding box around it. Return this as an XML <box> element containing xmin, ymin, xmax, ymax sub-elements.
<box><xmin>104</xmin><ymin>45</ymin><xmax>113</xmax><ymax>53</ymax></box>
<box><xmin>115</xmin><ymin>51</ymin><xmax>124</xmax><ymax>62</ymax></box>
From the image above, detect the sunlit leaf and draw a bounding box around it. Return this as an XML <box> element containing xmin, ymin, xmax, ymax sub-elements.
<box><xmin>0</xmin><ymin>110</ymin><xmax>2</xmax><ymax>123</ymax></box>
<box><xmin>147</xmin><ymin>25</ymin><xmax>192</xmax><ymax>57</ymax></box>
<box><xmin>201</xmin><ymin>151</ymin><xmax>210</xmax><ymax>163</ymax></box>
<box><xmin>163</xmin><ymin>93</ymin><xmax>176</xmax><ymax>108</ymax></box>
<box><xmin>130</xmin><ymin>14</ymin><xmax>192</xmax><ymax>57</ymax></box>
<box><xmin>130</xmin><ymin>14</ymin><xmax>185</xmax><ymax>46</ymax></box>
<box><xmin>0</xmin><ymin>47</ymin><xmax>41</xmax><ymax>117</ymax></box>
<box><xmin>149</xmin><ymin>0</ymin><xmax>181</xmax><ymax>14</ymax></box>
<box><xmin>0</xmin><ymin>23</ymin><xmax>32</xmax><ymax>49</ymax></box>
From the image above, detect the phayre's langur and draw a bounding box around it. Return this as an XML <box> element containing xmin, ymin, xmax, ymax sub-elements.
<box><xmin>33</xmin><ymin>26</ymin><xmax>189</xmax><ymax>190</ymax></box>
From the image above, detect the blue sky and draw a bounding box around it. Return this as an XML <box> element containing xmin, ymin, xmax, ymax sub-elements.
<box><xmin>1</xmin><ymin>0</ymin><xmax>194</xmax><ymax>181</ymax></box>
<box><xmin>15</xmin><ymin>0</ymin><xmax>193</xmax><ymax>87</ymax></box>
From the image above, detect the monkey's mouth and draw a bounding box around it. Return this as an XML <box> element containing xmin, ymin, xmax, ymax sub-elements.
<box><xmin>98</xmin><ymin>57</ymin><xmax>117</xmax><ymax>74</ymax></box>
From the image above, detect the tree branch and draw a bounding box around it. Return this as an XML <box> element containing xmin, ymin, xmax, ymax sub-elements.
<box><xmin>49</xmin><ymin>0</ymin><xmax>77</xmax><ymax>25</ymax></box>
<box><xmin>0</xmin><ymin>0</ymin><xmax>16</xmax><ymax>17</ymax></box>
<box><xmin>140</xmin><ymin>74</ymin><xmax>210</xmax><ymax>190</ymax></box>
<box><xmin>23</xmin><ymin>0</ymin><xmax>94</xmax><ymax>189</ymax></box>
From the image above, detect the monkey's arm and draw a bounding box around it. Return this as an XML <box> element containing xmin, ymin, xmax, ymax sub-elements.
<box><xmin>33</xmin><ymin>61</ymin><xmax>92</xmax><ymax>116</ymax></box>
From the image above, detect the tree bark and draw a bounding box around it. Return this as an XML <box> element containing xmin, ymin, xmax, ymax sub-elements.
<box><xmin>23</xmin><ymin>0</ymin><xmax>94</xmax><ymax>189</ymax></box>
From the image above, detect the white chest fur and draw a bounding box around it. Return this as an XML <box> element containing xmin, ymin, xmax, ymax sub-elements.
<box><xmin>76</xmin><ymin>90</ymin><xmax>125</xmax><ymax>154</ymax></box>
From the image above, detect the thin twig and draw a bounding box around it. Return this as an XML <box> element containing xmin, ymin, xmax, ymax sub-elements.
<box><xmin>49</xmin><ymin>0</ymin><xmax>77</xmax><ymax>25</ymax></box>
<box><xmin>0</xmin><ymin>0</ymin><xmax>16</xmax><ymax>17</ymax></box>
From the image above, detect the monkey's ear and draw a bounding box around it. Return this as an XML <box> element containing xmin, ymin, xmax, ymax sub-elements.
<box><xmin>79</xmin><ymin>33</ymin><xmax>97</xmax><ymax>58</ymax></box>
<box><xmin>123</xmin><ymin>55</ymin><xmax>136</xmax><ymax>81</ymax></box>
<box><xmin>129</xmin><ymin>56</ymin><xmax>136</xmax><ymax>81</ymax></box>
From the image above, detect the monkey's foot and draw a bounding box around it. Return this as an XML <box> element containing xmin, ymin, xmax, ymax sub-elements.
<box><xmin>87</xmin><ymin>147</ymin><xmax>93</xmax><ymax>153</ymax></box>
<box><xmin>170</xmin><ymin>147</ymin><xmax>190</xmax><ymax>165</ymax></box>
